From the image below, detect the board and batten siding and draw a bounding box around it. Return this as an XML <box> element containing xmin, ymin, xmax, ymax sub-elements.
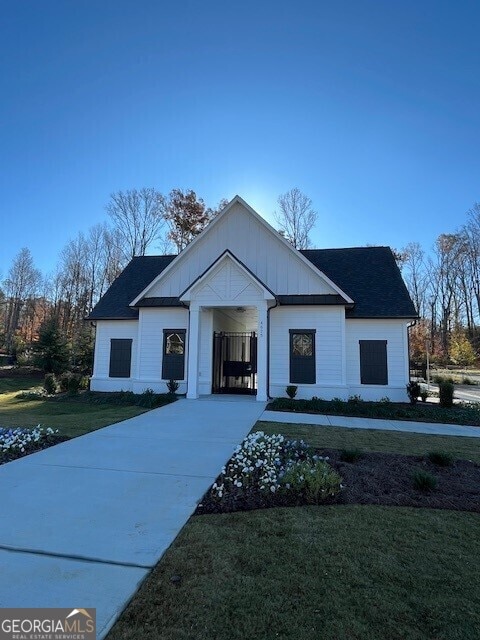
<box><xmin>90</xmin><ymin>320</ymin><xmax>138</xmax><ymax>392</ymax></box>
<box><xmin>269</xmin><ymin>306</ymin><xmax>346</xmax><ymax>399</ymax></box>
<box><xmin>345</xmin><ymin>319</ymin><xmax>410</xmax><ymax>401</ymax></box>
<box><xmin>146</xmin><ymin>202</ymin><xmax>337</xmax><ymax>298</ymax></box>
<box><xmin>135</xmin><ymin>308</ymin><xmax>189</xmax><ymax>394</ymax></box>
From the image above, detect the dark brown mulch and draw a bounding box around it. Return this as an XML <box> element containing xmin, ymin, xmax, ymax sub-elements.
<box><xmin>196</xmin><ymin>449</ymin><xmax>480</xmax><ymax>516</ymax></box>
<box><xmin>0</xmin><ymin>435</ymin><xmax>70</xmax><ymax>465</ymax></box>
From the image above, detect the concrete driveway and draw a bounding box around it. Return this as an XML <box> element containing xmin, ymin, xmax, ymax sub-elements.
<box><xmin>0</xmin><ymin>397</ymin><xmax>265</xmax><ymax>638</ymax></box>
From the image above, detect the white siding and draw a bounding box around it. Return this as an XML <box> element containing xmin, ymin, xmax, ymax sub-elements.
<box><xmin>135</xmin><ymin>308</ymin><xmax>189</xmax><ymax>394</ymax></box>
<box><xmin>91</xmin><ymin>320</ymin><xmax>138</xmax><ymax>392</ymax></box>
<box><xmin>345</xmin><ymin>319</ymin><xmax>410</xmax><ymax>401</ymax></box>
<box><xmin>269</xmin><ymin>306</ymin><xmax>346</xmax><ymax>399</ymax></box>
<box><xmin>146</xmin><ymin>202</ymin><xmax>338</xmax><ymax>298</ymax></box>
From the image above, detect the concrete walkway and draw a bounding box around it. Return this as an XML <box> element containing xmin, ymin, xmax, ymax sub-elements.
<box><xmin>260</xmin><ymin>410</ymin><xmax>480</xmax><ymax>438</ymax></box>
<box><xmin>0</xmin><ymin>398</ymin><xmax>265</xmax><ymax>639</ymax></box>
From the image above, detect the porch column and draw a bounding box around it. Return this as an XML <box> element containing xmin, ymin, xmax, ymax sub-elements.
<box><xmin>186</xmin><ymin>304</ymin><xmax>200</xmax><ymax>399</ymax></box>
<box><xmin>256</xmin><ymin>303</ymin><xmax>268</xmax><ymax>402</ymax></box>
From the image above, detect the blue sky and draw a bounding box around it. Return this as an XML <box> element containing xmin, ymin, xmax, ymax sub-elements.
<box><xmin>1</xmin><ymin>0</ymin><xmax>479</xmax><ymax>276</ymax></box>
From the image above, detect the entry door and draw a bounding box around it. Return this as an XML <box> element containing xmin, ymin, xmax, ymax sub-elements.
<box><xmin>212</xmin><ymin>332</ymin><xmax>257</xmax><ymax>394</ymax></box>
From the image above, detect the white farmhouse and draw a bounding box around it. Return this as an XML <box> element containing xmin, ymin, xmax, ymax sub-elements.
<box><xmin>88</xmin><ymin>196</ymin><xmax>417</xmax><ymax>402</ymax></box>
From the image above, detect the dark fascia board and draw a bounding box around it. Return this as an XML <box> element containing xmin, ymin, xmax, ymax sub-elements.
<box><xmin>278</xmin><ymin>294</ymin><xmax>351</xmax><ymax>306</ymax></box>
<box><xmin>178</xmin><ymin>249</ymin><xmax>277</xmax><ymax>300</ymax></box>
<box><xmin>134</xmin><ymin>297</ymin><xmax>183</xmax><ymax>308</ymax></box>
<box><xmin>346</xmin><ymin>314</ymin><xmax>420</xmax><ymax>320</ymax></box>
<box><xmin>85</xmin><ymin>315</ymin><xmax>139</xmax><ymax>321</ymax></box>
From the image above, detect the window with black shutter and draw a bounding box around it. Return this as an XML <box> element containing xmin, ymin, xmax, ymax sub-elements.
<box><xmin>162</xmin><ymin>330</ymin><xmax>186</xmax><ymax>380</ymax></box>
<box><xmin>359</xmin><ymin>340</ymin><xmax>388</xmax><ymax>384</ymax></box>
<box><xmin>289</xmin><ymin>330</ymin><xmax>316</xmax><ymax>384</ymax></box>
<box><xmin>109</xmin><ymin>339</ymin><xmax>132</xmax><ymax>378</ymax></box>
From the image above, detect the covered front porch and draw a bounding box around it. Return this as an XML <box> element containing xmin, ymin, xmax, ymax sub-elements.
<box><xmin>179</xmin><ymin>251</ymin><xmax>275</xmax><ymax>402</ymax></box>
<box><xmin>186</xmin><ymin>302</ymin><xmax>269</xmax><ymax>401</ymax></box>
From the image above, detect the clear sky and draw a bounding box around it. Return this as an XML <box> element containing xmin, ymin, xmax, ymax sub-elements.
<box><xmin>1</xmin><ymin>0</ymin><xmax>479</xmax><ymax>277</ymax></box>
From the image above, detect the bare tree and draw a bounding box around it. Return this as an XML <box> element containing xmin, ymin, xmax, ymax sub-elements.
<box><xmin>106</xmin><ymin>188</ymin><xmax>166</xmax><ymax>260</ymax></box>
<box><xmin>3</xmin><ymin>248</ymin><xmax>41</xmax><ymax>353</ymax></box>
<box><xmin>274</xmin><ymin>188</ymin><xmax>317</xmax><ymax>249</ymax></box>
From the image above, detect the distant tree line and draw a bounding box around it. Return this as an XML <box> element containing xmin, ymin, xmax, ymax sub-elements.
<box><xmin>0</xmin><ymin>188</ymin><xmax>228</xmax><ymax>372</ymax></box>
<box><xmin>4</xmin><ymin>186</ymin><xmax>475</xmax><ymax>376</ymax></box>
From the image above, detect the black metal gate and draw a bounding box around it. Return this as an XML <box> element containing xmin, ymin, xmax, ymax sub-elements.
<box><xmin>212</xmin><ymin>332</ymin><xmax>257</xmax><ymax>395</ymax></box>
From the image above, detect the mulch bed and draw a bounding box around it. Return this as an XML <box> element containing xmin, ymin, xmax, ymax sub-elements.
<box><xmin>0</xmin><ymin>435</ymin><xmax>70</xmax><ymax>465</ymax></box>
<box><xmin>196</xmin><ymin>449</ymin><xmax>480</xmax><ymax>516</ymax></box>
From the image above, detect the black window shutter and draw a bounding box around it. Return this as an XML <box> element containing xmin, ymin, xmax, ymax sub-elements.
<box><xmin>109</xmin><ymin>339</ymin><xmax>132</xmax><ymax>378</ymax></box>
<box><xmin>162</xmin><ymin>330</ymin><xmax>186</xmax><ymax>380</ymax></box>
<box><xmin>289</xmin><ymin>330</ymin><xmax>316</xmax><ymax>384</ymax></box>
<box><xmin>359</xmin><ymin>340</ymin><xmax>388</xmax><ymax>385</ymax></box>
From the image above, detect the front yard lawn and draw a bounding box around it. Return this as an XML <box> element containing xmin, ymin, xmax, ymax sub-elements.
<box><xmin>268</xmin><ymin>396</ymin><xmax>480</xmax><ymax>426</ymax></box>
<box><xmin>257</xmin><ymin>421</ymin><xmax>480</xmax><ymax>463</ymax></box>
<box><xmin>108</xmin><ymin>422</ymin><xmax>480</xmax><ymax>639</ymax></box>
<box><xmin>108</xmin><ymin>505</ymin><xmax>480</xmax><ymax>640</ymax></box>
<box><xmin>0</xmin><ymin>376</ymin><xmax>175</xmax><ymax>439</ymax></box>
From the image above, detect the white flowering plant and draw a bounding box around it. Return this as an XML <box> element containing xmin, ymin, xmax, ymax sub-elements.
<box><xmin>0</xmin><ymin>426</ymin><xmax>59</xmax><ymax>462</ymax></box>
<box><xmin>211</xmin><ymin>431</ymin><xmax>340</xmax><ymax>502</ymax></box>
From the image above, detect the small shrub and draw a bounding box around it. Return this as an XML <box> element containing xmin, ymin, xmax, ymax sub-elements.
<box><xmin>281</xmin><ymin>459</ymin><xmax>343</xmax><ymax>504</ymax></box>
<box><xmin>379</xmin><ymin>396</ymin><xmax>391</xmax><ymax>404</ymax></box>
<box><xmin>58</xmin><ymin>372</ymin><xmax>86</xmax><ymax>394</ymax></box>
<box><xmin>286</xmin><ymin>385</ymin><xmax>298</xmax><ymax>399</ymax></box>
<box><xmin>412</xmin><ymin>469</ymin><xmax>437</xmax><ymax>492</ymax></box>
<box><xmin>462</xmin><ymin>376</ymin><xmax>476</xmax><ymax>385</ymax></box>
<box><xmin>137</xmin><ymin>388</ymin><xmax>157</xmax><ymax>408</ymax></box>
<box><xmin>43</xmin><ymin>373</ymin><xmax>57</xmax><ymax>395</ymax></box>
<box><xmin>439</xmin><ymin>381</ymin><xmax>454</xmax><ymax>408</ymax></box>
<box><xmin>347</xmin><ymin>394</ymin><xmax>363</xmax><ymax>404</ymax></box>
<box><xmin>420</xmin><ymin>389</ymin><xmax>429</xmax><ymax>402</ymax></box>
<box><xmin>427</xmin><ymin>450</ymin><xmax>454</xmax><ymax>467</ymax></box>
<box><xmin>340</xmin><ymin>448</ymin><xmax>363</xmax><ymax>463</ymax></box>
<box><xmin>406</xmin><ymin>381</ymin><xmax>421</xmax><ymax>404</ymax></box>
<box><xmin>167</xmin><ymin>379</ymin><xmax>179</xmax><ymax>395</ymax></box>
<box><xmin>433</xmin><ymin>374</ymin><xmax>454</xmax><ymax>385</ymax></box>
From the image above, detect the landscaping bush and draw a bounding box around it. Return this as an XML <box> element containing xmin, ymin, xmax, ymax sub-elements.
<box><xmin>267</xmin><ymin>395</ymin><xmax>480</xmax><ymax>427</ymax></box>
<box><xmin>137</xmin><ymin>388</ymin><xmax>157</xmax><ymax>408</ymax></box>
<box><xmin>412</xmin><ymin>469</ymin><xmax>437</xmax><ymax>492</ymax></box>
<box><xmin>420</xmin><ymin>388</ymin><xmax>429</xmax><ymax>402</ymax></box>
<box><xmin>209</xmin><ymin>432</ymin><xmax>342</xmax><ymax>508</ymax></box>
<box><xmin>406</xmin><ymin>381</ymin><xmax>421</xmax><ymax>404</ymax></box>
<box><xmin>340</xmin><ymin>448</ymin><xmax>363</xmax><ymax>463</ymax></box>
<box><xmin>43</xmin><ymin>373</ymin><xmax>57</xmax><ymax>395</ymax></box>
<box><xmin>347</xmin><ymin>394</ymin><xmax>363</xmax><ymax>404</ymax></box>
<box><xmin>58</xmin><ymin>372</ymin><xmax>85</xmax><ymax>394</ymax></box>
<box><xmin>167</xmin><ymin>379</ymin><xmax>179</xmax><ymax>395</ymax></box>
<box><xmin>427</xmin><ymin>451</ymin><xmax>454</xmax><ymax>467</ymax></box>
<box><xmin>439</xmin><ymin>381</ymin><xmax>454</xmax><ymax>408</ymax></box>
<box><xmin>285</xmin><ymin>385</ymin><xmax>297</xmax><ymax>399</ymax></box>
<box><xmin>281</xmin><ymin>459</ymin><xmax>343</xmax><ymax>504</ymax></box>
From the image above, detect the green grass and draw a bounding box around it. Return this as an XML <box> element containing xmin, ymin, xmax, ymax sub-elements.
<box><xmin>0</xmin><ymin>377</ymin><xmax>43</xmax><ymax>394</ymax></box>
<box><xmin>0</xmin><ymin>377</ymin><xmax>149</xmax><ymax>437</ymax></box>
<box><xmin>108</xmin><ymin>506</ymin><xmax>480</xmax><ymax>640</ymax></box>
<box><xmin>257</xmin><ymin>421</ymin><xmax>480</xmax><ymax>463</ymax></box>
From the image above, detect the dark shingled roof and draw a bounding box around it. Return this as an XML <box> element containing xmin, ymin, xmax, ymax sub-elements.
<box><xmin>88</xmin><ymin>246</ymin><xmax>417</xmax><ymax>320</ymax></box>
<box><xmin>88</xmin><ymin>255</ymin><xmax>177</xmax><ymax>320</ymax></box>
<box><xmin>300</xmin><ymin>247</ymin><xmax>417</xmax><ymax>318</ymax></box>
